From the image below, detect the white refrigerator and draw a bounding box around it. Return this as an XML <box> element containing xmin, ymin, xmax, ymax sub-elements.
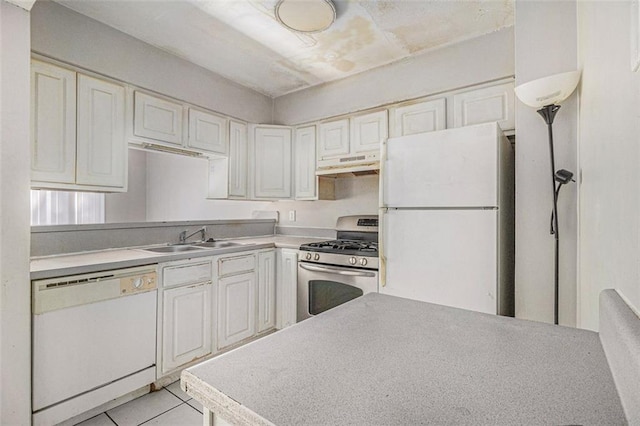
<box><xmin>379</xmin><ymin>122</ymin><xmax>514</xmax><ymax>315</ymax></box>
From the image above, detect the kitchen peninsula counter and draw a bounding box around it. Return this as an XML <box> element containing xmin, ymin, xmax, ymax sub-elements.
<box><xmin>182</xmin><ymin>292</ymin><xmax>627</xmax><ymax>425</ymax></box>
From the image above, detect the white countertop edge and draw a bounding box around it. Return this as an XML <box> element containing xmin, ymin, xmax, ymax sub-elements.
<box><xmin>181</xmin><ymin>370</ymin><xmax>274</xmax><ymax>426</ymax></box>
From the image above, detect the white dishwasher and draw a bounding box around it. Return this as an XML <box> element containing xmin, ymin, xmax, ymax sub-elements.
<box><xmin>32</xmin><ymin>265</ymin><xmax>158</xmax><ymax>426</ymax></box>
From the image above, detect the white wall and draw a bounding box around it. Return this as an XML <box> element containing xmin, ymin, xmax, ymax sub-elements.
<box><xmin>577</xmin><ymin>1</ymin><xmax>640</xmax><ymax>330</ymax></box>
<box><xmin>30</xmin><ymin>1</ymin><xmax>272</xmax><ymax>124</ymax></box>
<box><xmin>0</xmin><ymin>1</ymin><xmax>31</xmax><ymax>423</ymax></box>
<box><xmin>144</xmin><ymin>152</ymin><xmax>272</xmax><ymax>222</ymax></box>
<box><xmin>267</xmin><ymin>176</ymin><xmax>379</xmax><ymax>229</ymax></box>
<box><xmin>105</xmin><ymin>149</ymin><xmax>147</xmax><ymax>223</ymax></box>
<box><xmin>514</xmin><ymin>1</ymin><xmax>578</xmax><ymax>326</ymax></box>
<box><xmin>273</xmin><ymin>27</ymin><xmax>514</xmax><ymax>125</ymax></box>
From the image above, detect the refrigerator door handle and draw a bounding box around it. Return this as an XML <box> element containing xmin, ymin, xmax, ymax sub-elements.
<box><xmin>379</xmin><ymin>140</ymin><xmax>388</xmax><ymax>288</ymax></box>
<box><xmin>379</xmin><ymin>207</ymin><xmax>387</xmax><ymax>287</ymax></box>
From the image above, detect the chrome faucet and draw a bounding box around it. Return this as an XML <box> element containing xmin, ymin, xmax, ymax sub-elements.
<box><xmin>179</xmin><ymin>226</ymin><xmax>206</xmax><ymax>244</ymax></box>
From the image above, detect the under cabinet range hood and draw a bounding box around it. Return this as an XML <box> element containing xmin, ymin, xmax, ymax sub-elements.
<box><xmin>316</xmin><ymin>151</ymin><xmax>380</xmax><ymax>176</ymax></box>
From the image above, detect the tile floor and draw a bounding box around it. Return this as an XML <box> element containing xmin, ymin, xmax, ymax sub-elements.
<box><xmin>75</xmin><ymin>381</ymin><xmax>203</xmax><ymax>426</ymax></box>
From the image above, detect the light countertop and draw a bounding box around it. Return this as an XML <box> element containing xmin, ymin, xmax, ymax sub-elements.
<box><xmin>30</xmin><ymin>235</ymin><xmax>325</xmax><ymax>280</ymax></box>
<box><xmin>182</xmin><ymin>293</ymin><xmax>626</xmax><ymax>425</ymax></box>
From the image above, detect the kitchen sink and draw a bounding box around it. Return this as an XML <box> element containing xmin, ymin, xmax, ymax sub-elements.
<box><xmin>142</xmin><ymin>245</ymin><xmax>206</xmax><ymax>253</ymax></box>
<box><xmin>189</xmin><ymin>241</ymin><xmax>244</xmax><ymax>248</ymax></box>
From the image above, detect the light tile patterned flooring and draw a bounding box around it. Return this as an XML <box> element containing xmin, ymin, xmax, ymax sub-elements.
<box><xmin>75</xmin><ymin>381</ymin><xmax>203</xmax><ymax>426</ymax></box>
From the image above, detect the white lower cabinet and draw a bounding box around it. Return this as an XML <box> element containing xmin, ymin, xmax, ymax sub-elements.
<box><xmin>257</xmin><ymin>250</ymin><xmax>276</xmax><ymax>333</ymax></box>
<box><xmin>161</xmin><ymin>283</ymin><xmax>212</xmax><ymax>374</ymax></box>
<box><xmin>158</xmin><ymin>258</ymin><xmax>214</xmax><ymax>376</ymax></box>
<box><xmin>277</xmin><ymin>249</ymin><xmax>298</xmax><ymax>329</ymax></box>
<box><xmin>217</xmin><ymin>271</ymin><xmax>256</xmax><ymax>349</ymax></box>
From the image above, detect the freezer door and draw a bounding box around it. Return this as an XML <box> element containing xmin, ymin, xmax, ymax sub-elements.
<box><xmin>381</xmin><ymin>209</ymin><xmax>498</xmax><ymax>314</ymax></box>
<box><xmin>383</xmin><ymin>122</ymin><xmax>499</xmax><ymax>208</ymax></box>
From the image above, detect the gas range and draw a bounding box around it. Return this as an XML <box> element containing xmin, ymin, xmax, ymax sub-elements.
<box><xmin>299</xmin><ymin>215</ymin><xmax>379</xmax><ymax>270</ymax></box>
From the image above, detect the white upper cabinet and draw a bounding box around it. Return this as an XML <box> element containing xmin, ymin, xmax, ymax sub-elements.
<box><xmin>30</xmin><ymin>60</ymin><xmax>127</xmax><ymax>192</ymax></box>
<box><xmin>187</xmin><ymin>108</ymin><xmax>228</xmax><ymax>155</ymax></box>
<box><xmin>228</xmin><ymin>120</ymin><xmax>248</xmax><ymax>198</ymax></box>
<box><xmin>452</xmin><ymin>82</ymin><xmax>515</xmax><ymax>131</ymax></box>
<box><xmin>390</xmin><ymin>98</ymin><xmax>446</xmax><ymax>137</ymax></box>
<box><xmin>31</xmin><ymin>60</ymin><xmax>76</xmax><ymax>184</ymax></box>
<box><xmin>76</xmin><ymin>74</ymin><xmax>126</xmax><ymax>188</ymax></box>
<box><xmin>133</xmin><ymin>91</ymin><xmax>183</xmax><ymax>145</ymax></box>
<box><xmin>351</xmin><ymin>110</ymin><xmax>388</xmax><ymax>154</ymax></box>
<box><xmin>294</xmin><ymin>125</ymin><xmax>316</xmax><ymax>200</ymax></box>
<box><xmin>251</xmin><ymin>125</ymin><xmax>292</xmax><ymax>199</ymax></box>
<box><xmin>318</xmin><ymin>118</ymin><xmax>349</xmax><ymax>160</ymax></box>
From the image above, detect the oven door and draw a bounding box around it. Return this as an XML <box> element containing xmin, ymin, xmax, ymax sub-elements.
<box><xmin>297</xmin><ymin>261</ymin><xmax>378</xmax><ymax>322</ymax></box>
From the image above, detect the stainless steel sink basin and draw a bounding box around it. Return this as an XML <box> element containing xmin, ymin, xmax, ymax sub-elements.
<box><xmin>190</xmin><ymin>241</ymin><xmax>243</xmax><ymax>248</ymax></box>
<box><xmin>143</xmin><ymin>245</ymin><xmax>206</xmax><ymax>253</ymax></box>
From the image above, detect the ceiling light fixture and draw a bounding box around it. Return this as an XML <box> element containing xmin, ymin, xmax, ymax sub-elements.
<box><xmin>275</xmin><ymin>0</ymin><xmax>336</xmax><ymax>33</ymax></box>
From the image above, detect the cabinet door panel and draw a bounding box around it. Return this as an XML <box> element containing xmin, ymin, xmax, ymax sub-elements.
<box><xmin>253</xmin><ymin>126</ymin><xmax>292</xmax><ymax>199</ymax></box>
<box><xmin>294</xmin><ymin>126</ymin><xmax>316</xmax><ymax>200</ymax></box>
<box><xmin>218</xmin><ymin>272</ymin><xmax>256</xmax><ymax>349</ymax></box>
<box><xmin>188</xmin><ymin>109</ymin><xmax>228</xmax><ymax>154</ymax></box>
<box><xmin>351</xmin><ymin>110</ymin><xmax>387</xmax><ymax>154</ymax></box>
<box><xmin>31</xmin><ymin>60</ymin><xmax>76</xmax><ymax>184</ymax></box>
<box><xmin>390</xmin><ymin>98</ymin><xmax>446</xmax><ymax>137</ymax></box>
<box><xmin>257</xmin><ymin>251</ymin><xmax>276</xmax><ymax>333</ymax></box>
<box><xmin>76</xmin><ymin>74</ymin><xmax>126</xmax><ymax>188</ymax></box>
<box><xmin>277</xmin><ymin>249</ymin><xmax>298</xmax><ymax>329</ymax></box>
<box><xmin>228</xmin><ymin>121</ymin><xmax>248</xmax><ymax>198</ymax></box>
<box><xmin>453</xmin><ymin>82</ymin><xmax>515</xmax><ymax>131</ymax></box>
<box><xmin>162</xmin><ymin>283</ymin><xmax>212</xmax><ymax>373</ymax></box>
<box><xmin>318</xmin><ymin>119</ymin><xmax>349</xmax><ymax>160</ymax></box>
<box><xmin>134</xmin><ymin>91</ymin><xmax>183</xmax><ymax>145</ymax></box>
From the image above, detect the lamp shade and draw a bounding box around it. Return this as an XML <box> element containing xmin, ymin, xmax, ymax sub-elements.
<box><xmin>275</xmin><ymin>0</ymin><xmax>336</xmax><ymax>33</ymax></box>
<box><xmin>514</xmin><ymin>70</ymin><xmax>581</xmax><ymax>108</ymax></box>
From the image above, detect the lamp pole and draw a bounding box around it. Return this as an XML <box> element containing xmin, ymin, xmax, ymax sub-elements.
<box><xmin>537</xmin><ymin>104</ymin><xmax>561</xmax><ymax>325</ymax></box>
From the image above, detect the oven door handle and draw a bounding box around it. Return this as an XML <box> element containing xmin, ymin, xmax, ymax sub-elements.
<box><xmin>299</xmin><ymin>263</ymin><xmax>377</xmax><ymax>277</ymax></box>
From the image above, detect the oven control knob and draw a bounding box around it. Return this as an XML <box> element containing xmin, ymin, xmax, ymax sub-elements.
<box><xmin>360</xmin><ymin>258</ymin><xmax>368</xmax><ymax>266</ymax></box>
<box><xmin>349</xmin><ymin>257</ymin><xmax>357</xmax><ymax>265</ymax></box>
<box><xmin>314</xmin><ymin>253</ymin><xmax>320</xmax><ymax>261</ymax></box>
<box><xmin>133</xmin><ymin>277</ymin><xmax>143</xmax><ymax>289</ymax></box>
<box><xmin>305</xmin><ymin>253</ymin><xmax>312</xmax><ymax>260</ymax></box>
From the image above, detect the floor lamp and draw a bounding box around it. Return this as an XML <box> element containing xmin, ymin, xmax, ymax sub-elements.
<box><xmin>514</xmin><ymin>70</ymin><xmax>581</xmax><ymax>325</ymax></box>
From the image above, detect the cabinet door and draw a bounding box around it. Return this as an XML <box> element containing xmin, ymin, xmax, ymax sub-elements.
<box><xmin>31</xmin><ymin>60</ymin><xmax>76</xmax><ymax>184</ymax></box>
<box><xmin>294</xmin><ymin>125</ymin><xmax>316</xmax><ymax>200</ymax></box>
<box><xmin>390</xmin><ymin>98</ymin><xmax>446</xmax><ymax>137</ymax></box>
<box><xmin>187</xmin><ymin>108</ymin><xmax>228</xmax><ymax>154</ymax></box>
<box><xmin>162</xmin><ymin>282</ymin><xmax>212</xmax><ymax>374</ymax></box>
<box><xmin>76</xmin><ymin>74</ymin><xmax>126</xmax><ymax>188</ymax></box>
<box><xmin>318</xmin><ymin>118</ymin><xmax>349</xmax><ymax>160</ymax></box>
<box><xmin>218</xmin><ymin>272</ymin><xmax>256</xmax><ymax>349</ymax></box>
<box><xmin>351</xmin><ymin>110</ymin><xmax>388</xmax><ymax>154</ymax></box>
<box><xmin>277</xmin><ymin>249</ymin><xmax>298</xmax><ymax>329</ymax></box>
<box><xmin>253</xmin><ymin>126</ymin><xmax>292</xmax><ymax>199</ymax></box>
<box><xmin>453</xmin><ymin>82</ymin><xmax>515</xmax><ymax>131</ymax></box>
<box><xmin>257</xmin><ymin>251</ymin><xmax>276</xmax><ymax>333</ymax></box>
<box><xmin>228</xmin><ymin>121</ymin><xmax>248</xmax><ymax>198</ymax></box>
<box><xmin>134</xmin><ymin>91</ymin><xmax>183</xmax><ymax>145</ymax></box>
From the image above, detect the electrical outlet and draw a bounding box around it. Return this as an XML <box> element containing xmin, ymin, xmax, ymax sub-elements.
<box><xmin>288</xmin><ymin>210</ymin><xmax>296</xmax><ymax>222</ymax></box>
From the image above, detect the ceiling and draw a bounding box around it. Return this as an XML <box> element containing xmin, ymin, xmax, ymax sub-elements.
<box><xmin>54</xmin><ymin>0</ymin><xmax>514</xmax><ymax>98</ymax></box>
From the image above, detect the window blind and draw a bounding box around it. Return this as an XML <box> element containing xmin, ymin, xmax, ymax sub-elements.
<box><xmin>30</xmin><ymin>190</ymin><xmax>105</xmax><ymax>226</ymax></box>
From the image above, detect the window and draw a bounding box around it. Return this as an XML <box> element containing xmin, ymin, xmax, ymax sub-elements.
<box><xmin>30</xmin><ymin>190</ymin><xmax>105</xmax><ymax>226</ymax></box>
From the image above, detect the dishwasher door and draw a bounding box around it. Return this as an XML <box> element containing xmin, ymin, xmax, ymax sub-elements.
<box><xmin>32</xmin><ymin>266</ymin><xmax>157</xmax><ymax>414</ymax></box>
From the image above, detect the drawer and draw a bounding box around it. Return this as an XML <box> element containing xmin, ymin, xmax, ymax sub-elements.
<box><xmin>218</xmin><ymin>254</ymin><xmax>256</xmax><ymax>277</ymax></box>
<box><xmin>163</xmin><ymin>260</ymin><xmax>212</xmax><ymax>288</ymax></box>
